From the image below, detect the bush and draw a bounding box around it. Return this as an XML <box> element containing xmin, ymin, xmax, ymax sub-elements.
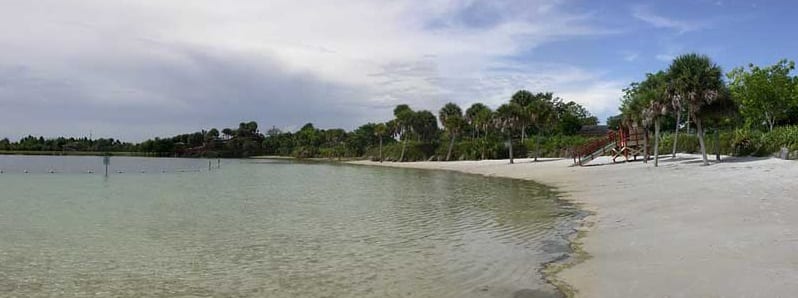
<box><xmin>524</xmin><ymin>135</ymin><xmax>592</xmax><ymax>158</ymax></box>
<box><xmin>760</xmin><ymin>126</ymin><xmax>798</xmax><ymax>153</ymax></box>
<box><xmin>656</xmin><ymin>125</ymin><xmax>798</xmax><ymax>157</ymax></box>
<box><xmin>365</xmin><ymin>141</ymin><xmax>438</xmax><ymax>162</ymax></box>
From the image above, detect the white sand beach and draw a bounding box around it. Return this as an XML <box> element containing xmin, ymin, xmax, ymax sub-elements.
<box><xmin>351</xmin><ymin>154</ymin><xmax>798</xmax><ymax>297</ymax></box>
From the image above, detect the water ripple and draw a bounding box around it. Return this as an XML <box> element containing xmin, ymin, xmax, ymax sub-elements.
<box><xmin>0</xmin><ymin>157</ymin><xmax>581</xmax><ymax>297</ymax></box>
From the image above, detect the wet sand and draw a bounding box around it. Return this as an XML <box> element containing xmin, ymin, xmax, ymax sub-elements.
<box><xmin>351</xmin><ymin>154</ymin><xmax>798</xmax><ymax>297</ymax></box>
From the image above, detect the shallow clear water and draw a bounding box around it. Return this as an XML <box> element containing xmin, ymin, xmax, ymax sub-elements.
<box><xmin>0</xmin><ymin>156</ymin><xmax>581</xmax><ymax>297</ymax></box>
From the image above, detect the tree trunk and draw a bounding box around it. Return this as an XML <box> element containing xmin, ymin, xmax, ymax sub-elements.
<box><xmin>535</xmin><ymin>133</ymin><xmax>541</xmax><ymax>162</ymax></box>
<box><xmin>715</xmin><ymin>128</ymin><xmax>720</xmax><ymax>161</ymax></box>
<box><xmin>686</xmin><ymin>116</ymin><xmax>691</xmax><ymax>135</ymax></box>
<box><xmin>695</xmin><ymin>118</ymin><xmax>709</xmax><ymax>166</ymax></box>
<box><xmin>765</xmin><ymin>112</ymin><xmax>774</xmax><ymax>132</ymax></box>
<box><xmin>508</xmin><ymin>136</ymin><xmax>514</xmax><ymax>164</ymax></box>
<box><xmin>654</xmin><ymin>120</ymin><xmax>661</xmax><ymax>167</ymax></box>
<box><xmin>399</xmin><ymin>137</ymin><xmax>407</xmax><ymax>162</ymax></box>
<box><xmin>379</xmin><ymin>137</ymin><xmax>383</xmax><ymax>163</ymax></box>
<box><xmin>521</xmin><ymin>126</ymin><xmax>526</xmax><ymax>143</ymax></box>
<box><xmin>481</xmin><ymin>130</ymin><xmax>488</xmax><ymax>160</ymax></box>
<box><xmin>672</xmin><ymin>111</ymin><xmax>681</xmax><ymax>158</ymax></box>
<box><xmin>446</xmin><ymin>133</ymin><xmax>455</xmax><ymax>161</ymax></box>
<box><xmin>643</xmin><ymin>126</ymin><xmax>649</xmax><ymax>163</ymax></box>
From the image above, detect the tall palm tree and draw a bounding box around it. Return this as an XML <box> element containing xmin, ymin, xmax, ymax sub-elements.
<box><xmin>465</xmin><ymin>103</ymin><xmax>490</xmax><ymax>138</ymax></box>
<box><xmin>393</xmin><ymin>104</ymin><xmax>414</xmax><ymax>162</ymax></box>
<box><xmin>465</xmin><ymin>103</ymin><xmax>493</xmax><ymax>159</ymax></box>
<box><xmin>494</xmin><ymin>103</ymin><xmax>522</xmax><ymax>164</ymax></box>
<box><xmin>528</xmin><ymin>98</ymin><xmax>554</xmax><ymax>161</ymax></box>
<box><xmin>510</xmin><ymin>90</ymin><xmax>534</xmax><ymax>142</ymax></box>
<box><xmin>667</xmin><ymin>53</ymin><xmax>725</xmax><ymax>166</ymax></box>
<box><xmin>374</xmin><ymin>123</ymin><xmax>388</xmax><ymax>162</ymax></box>
<box><xmin>668</xmin><ymin>85</ymin><xmax>683</xmax><ymax>158</ymax></box>
<box><xmin>439</xmin><ymin>102</ymin><xmax>464</xmax><ymax>161</ymax></box>
<box><xmin>639</xmin><ymin>71</ymin><xmax>670</xmax><ymax>167</ymax></box>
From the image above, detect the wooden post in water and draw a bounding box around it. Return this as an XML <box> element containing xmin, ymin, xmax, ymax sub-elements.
<box><xmin>217</xmin><ymin>159</ymin><xmax>221</xmax><ymax>169</ymax></box>
<box><xmin>208</xmin><ymin>160</ymin><xmax>212</xmax><ymax>171</ymax></box>
<box><xmin>103</xmin><ymin>155</ymin><xmax>110</xmax><ymax>177</ymax></box>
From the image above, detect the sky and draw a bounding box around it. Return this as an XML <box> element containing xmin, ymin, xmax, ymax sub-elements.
<box><xmin>1</xmin><ymin>0</ymin><xmax>797</xmax><ymax>141</ymax></box>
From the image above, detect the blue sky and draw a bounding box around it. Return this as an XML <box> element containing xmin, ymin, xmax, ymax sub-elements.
<box><xmin>0</xmin><ymin>0</ymin><xmax>796</xmax><ymax>141</ymax></box>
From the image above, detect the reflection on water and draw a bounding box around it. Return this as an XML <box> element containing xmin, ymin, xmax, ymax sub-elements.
<box><xmin>0</xmin><ymin>156</ymin><xmax>581</xmax><ymax>297</ymax></box>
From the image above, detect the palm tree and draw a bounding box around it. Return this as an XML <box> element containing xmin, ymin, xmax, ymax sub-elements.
<box><xmin>439</xmin><ymin>102</ymin><xmax>464</xmax><ymax>161</ymax></box>
<box><xmin>494</xmin><ymin>103</ymin><xmax>522</xmax><ymax>164</ymax></box>
<box><xmin>667</xmin><ymin>53</ymin><xmax>725</xmax><ymax>166</ymax></box>
<box><xmin>465</xmin><ymin>103</ymin><xmax>493</xmax><ymax>159</ymax></box>
<box><xmin>510</xmin><ymin>90</ymin><xmax>535</xmax><ymax>142</ymax></box>
<box><xmin>527</xmin><ymin>98</ymin><xmax>554</xmax><ymax>161</ymax></box>
<box><xmin>668</xmin><ymin>85</ymin><xmax>683</xmax><ymax>158</ymax></box>
<box><xmin>374</xmin><ymin>123</ymin><xmax>388</xmax><ymax>162</ymax></box>
<box><xmin>393</xmin><ymin>104</ymin><xmax>414</xmax><ymax>162</ymax></box>
<box><xmin>640</xmin><ymin>71</ymin><xmax>670</xmax><ymax>167</ymax></box>
<box><xmin>465</xmin><ymin>103</ymin><xmax>490</xmax><ymax>139</ymax></box>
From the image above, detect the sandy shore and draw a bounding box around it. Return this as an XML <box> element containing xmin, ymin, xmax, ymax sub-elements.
<box><xmin>350</xmin><ymin>154</ymin><xmax>798</xmax><ymax>297</ymax></box>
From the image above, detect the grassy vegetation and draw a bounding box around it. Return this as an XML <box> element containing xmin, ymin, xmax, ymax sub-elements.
<box><xmin>654</xmin><ymin>125</ymin><xmax>798</xmax><ymax>158</ymax></box>
<box><xmin>0</xmin><ymin>150</ymin><xmax>153</xmax><ymax>157</ymax></box>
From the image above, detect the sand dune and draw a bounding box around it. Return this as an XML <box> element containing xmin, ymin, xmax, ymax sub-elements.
<box><xmin>351</xmin><ymin>154</ymin><xmax>798</xmax><ymax>297</ymax></box>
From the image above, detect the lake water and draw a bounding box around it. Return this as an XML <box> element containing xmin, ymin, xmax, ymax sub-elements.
<box><xmin>0</xmin><ymin>155</ymin><xmax>582</xmax><ymax>297</ymax></box>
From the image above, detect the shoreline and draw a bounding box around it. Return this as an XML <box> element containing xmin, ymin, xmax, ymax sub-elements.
<box><xmin>350</xmin><ymin>154</ymin><xmax>798</xmax><ymax>297</ymax></box>
<box><xmin>349</xmin><ymin>158</ymin><xmax>594</xmax><ymax>297</ymax></box>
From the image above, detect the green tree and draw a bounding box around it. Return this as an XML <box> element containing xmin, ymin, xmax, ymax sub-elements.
<box><xmin>411</xmin><ymin>110</ymin><xmax>439</xmax><ymax>143</ymax></box>
<box><xmin>620</xmin><ymin>81</ymin><xmax>650</xmax><ymax>161</ymax></box>
<box><xmin>374</xmin><ymin>123</ymin><xmax>388</xmax><ymax>162</ymax></box>
<box><xmin>668</xmin><ymin>53</ymin><xmax>726</xmax><ymax>165</ymax></box>
<box><xmin>640</xmin><ymin>71</ymin><xmax>670</xmax><ymax>167</ymax></box>
<box><xmin>465</xmin><ymin>103</ymin><xmax>493</xmax><ymax>159</ymax></box>
<box><xmin>528</xmin><ymin>98</ymin><xmax>555</xmax><ymax>161</ymax></box>
<box><xmin>392</xmin><ymin>104</ymin><xmax>414</xmax><ymax>162</ymax></box>
<box><xmin>510</xmin><ymin>90</ymin><xmax>535</xmax><ymax>141</ymax></box>
<box><xmin>439</xmin><ymin>102</ymin><xmax>464</xmax><ymax>161</ymax></box>
<box><xmin>494</xmin><ymin>103</ymin><xmax>522</xmax><ymax>164</ymax></box>
<box><xmin>727</xmin><ymin>59</ymin><xmax>796</xmax><ymax>131</ymax></box>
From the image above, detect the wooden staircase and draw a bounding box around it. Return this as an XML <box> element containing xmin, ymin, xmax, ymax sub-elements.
<box><xmin>572</xmin><ymin>131</ymin><xmax>617</xmax><ymax>166</ymax></box>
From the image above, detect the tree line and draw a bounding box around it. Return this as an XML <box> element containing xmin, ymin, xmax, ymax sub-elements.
<box><xmin>614</xmin><ymin>53</ymin><xmax>798</xmax><ymax>166</ymax></box>
<box><xmin>262</xmin><ymin>91</ymin><xmax>598</xmax><ymax>162</ymax></box>
<box><xmin>0</xmin><ymin>92</ymin><xmax>599</xmax><ymax>160</ymax></box>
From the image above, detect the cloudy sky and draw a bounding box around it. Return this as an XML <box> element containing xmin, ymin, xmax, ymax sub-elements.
<box><xmin>1</xmin><ymin>0</ymin><xmax>796</xmax><ymax>141</ymax></box>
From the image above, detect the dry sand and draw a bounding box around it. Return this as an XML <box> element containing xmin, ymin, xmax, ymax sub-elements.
<box><xmin>350</xmin><ymin>154</ymin><xmax>798</xmax><ymax>297</ymax></box>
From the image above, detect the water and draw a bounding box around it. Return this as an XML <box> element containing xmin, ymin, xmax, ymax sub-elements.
<box><xmin>0</xmin><ymin>156</ymin><xmax>582</xmax><ymax>297</ymax></box>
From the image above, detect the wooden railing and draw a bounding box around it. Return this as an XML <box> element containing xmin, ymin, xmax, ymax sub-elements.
<box><xmin>572</xmin><ymin>130</ymin><xmax>617</xmax><ymax>166</ymax></box>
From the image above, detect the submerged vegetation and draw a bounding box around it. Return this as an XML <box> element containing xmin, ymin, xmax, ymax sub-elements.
<box><xmin>2</xmin><ymin>53</ymin><xmax>798</xmax><ymax>162</ymax></box>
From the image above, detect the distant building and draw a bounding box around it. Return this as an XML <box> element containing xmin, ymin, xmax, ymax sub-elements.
<box><xmin>577</xmin><ymin>125</ymin><xmax>610</xmax><ymax>137</ymax></box>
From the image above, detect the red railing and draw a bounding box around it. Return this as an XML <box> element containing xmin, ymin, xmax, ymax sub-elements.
<box><xmin>572</xmin><ymin>130</ymin><xmax>617</xmax><ymax>165</ymax></box>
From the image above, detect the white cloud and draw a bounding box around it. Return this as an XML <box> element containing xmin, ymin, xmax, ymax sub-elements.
<box><xmin>655</xmin><ymin>54</ymin><xmax>676</xmax><ymax>62</ymax></box>
<box><xmin>622</xmin><ymin>51</ymin><xmax>640</xmax><ymax>62</ymax></box>
<box><xmin>631</xmin><ymin>6</ymin><xmax>705</xmax><ymax>34</ymax></box>
<box><xmin>0</xmin><ymin>0</ymin><xmax>622</xmax><ymax>139</ymax></box>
